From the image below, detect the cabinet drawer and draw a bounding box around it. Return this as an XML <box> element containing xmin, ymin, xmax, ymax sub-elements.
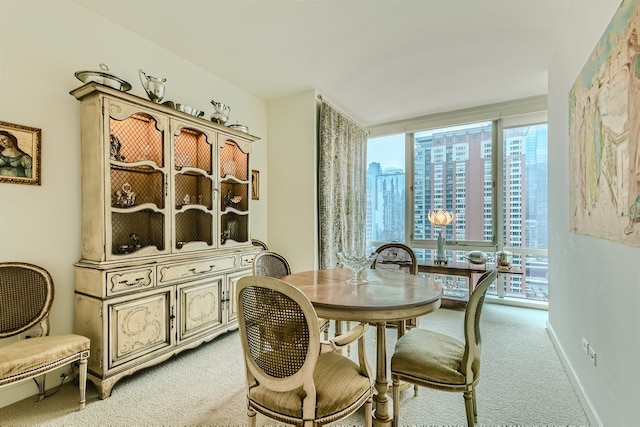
<box><xmin>107</xmin><ymin>267</ymin><xmax>155</xmax><ymax>296</ymax></box>
<box><xmin>240</xmin><ymin>253</ymin><xmax>255</xmax><ymax>268</ymax></box>
<box><xmin>158</xmin><ymin>256</ymin><xmax>237</xmax><ymax>284</ymax></box>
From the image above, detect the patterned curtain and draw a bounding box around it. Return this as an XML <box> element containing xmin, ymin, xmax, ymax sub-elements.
<box><xmin>318</xmin><ymin>99</ymin><xmax>368</xmax><ymax>268</ymax></box>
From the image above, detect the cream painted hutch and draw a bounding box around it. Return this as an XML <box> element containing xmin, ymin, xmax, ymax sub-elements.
<box><xmin>71</xmin><ymin>83</ymin><xmax>259</xmax><ymax>398</ymax></box>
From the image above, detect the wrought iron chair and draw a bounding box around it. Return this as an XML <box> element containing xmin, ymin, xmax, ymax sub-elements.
<box><xmin>236</xmin><ymin>275</ymin><xmax>373</xmax><ymax>426</ymax></box>
<box><xmin>253</xmin><ymin>251</ymin><xmax>330</xmax><ymax>335</ymax></box>
<box><xmin>390</xmin><ymin>269</ymin><xmax>498</xmax><ymax>427</ymax></box>
<box><xmin>0</xmin><ymin>262</ymin><xmax>91</xmax><ymax>409</ymax></box>
<box><xmin>372</xmin><ymin>242</ymin><xmax>419</xmax><ymax>331</ymax></box>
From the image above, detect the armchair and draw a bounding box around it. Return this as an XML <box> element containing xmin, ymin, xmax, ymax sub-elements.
<box><xmin>0</xmin><ymin>262</ymin><xmax>90</xmax><ymax>409</ymax></box>
<box><xmin>236</xmin><ymin>275</ymin><xmax>373</xmax><ymax>426</ymax></box>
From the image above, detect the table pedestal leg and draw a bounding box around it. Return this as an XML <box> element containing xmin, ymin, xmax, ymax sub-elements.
<box><xmin>372</xmin><ymin>322</ymin><xmax>392</xmax><ymax>427</ymax></box>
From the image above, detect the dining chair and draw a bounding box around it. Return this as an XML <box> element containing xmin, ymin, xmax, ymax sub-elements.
<box><xmin>390</xmin><ymin>269</ymin><xmax>499</xmax><ymax>427</ymax></box>
<box><xmin>253</xmin><ymin>251</ymin><xmax>330</xmax><ymax>336</ymax></box>
<box><xmin>0</xmin><ymin>262</ymin><xmax>91</xmax><ymax>409</ymax></box>
<box><xmin>236</xmin><ymin>275</ymin><xmax>374</xmax><ymax>427</ymax></box>
<box><xmin>371</xmin><ymin>242</ymin><xmax>419</xmax><ymax>332</ymax></box>
<box><xmin>251</xmin><ymin>239</ymin><xmax>269</xmax><ymax>251</ymax></box>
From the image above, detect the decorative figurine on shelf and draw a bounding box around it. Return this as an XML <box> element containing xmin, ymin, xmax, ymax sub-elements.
<box><xmin>129</xmin><ymin>233</ymin><xmax>141</xmax><ymax>252</ymax></box>
<box><xmin>224</xmin><ymin>190</ymin><xmax>243</xmax><ymax>208</ymax></box>
<box><xmin>110</xmin><ymin>134</ymin><xmax>125</xmax><ymax>161</ymax></box>
<box><xmin>113</xmin><ymin>182</ymin><xmax>137</xmax><ymax>207</ymax></box>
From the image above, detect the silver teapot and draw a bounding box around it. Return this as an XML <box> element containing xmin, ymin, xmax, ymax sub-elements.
<box><xmin>139</xmin><ymin>69</ymin><xmax>166</xmax><ymax>103</ymax></box>
<box><xmin>210</xmin><ymin>100</ymin><xmax>230</xmax><ymax>124</ymax></box>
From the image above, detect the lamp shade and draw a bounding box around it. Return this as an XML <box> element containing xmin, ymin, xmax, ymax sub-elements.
<box><xmin>428</xmin><ymin>209</ymin><xmax>454</xmax><ymax>226</ymax></box>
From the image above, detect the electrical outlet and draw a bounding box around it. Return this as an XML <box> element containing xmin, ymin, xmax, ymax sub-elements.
<box><xmin>588</xmin><ymin>345</ymin><xmax>597</xmax><ymax>366</ymax></box>
<box><xmin>581</xmin><ymin>337</ymin><xmax>589</xmax><ymax>355</ymax></box>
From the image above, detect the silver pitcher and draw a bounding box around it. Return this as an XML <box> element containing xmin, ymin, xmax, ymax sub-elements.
<box><xmin>139</xmin><ymin>69</ymin><xmax>166</xmax><ymax>103</ymax></box>
<box><xmin>210</xmin><ymin>100</ymin><xmax>230</xmax><ymax>124</ymax></box>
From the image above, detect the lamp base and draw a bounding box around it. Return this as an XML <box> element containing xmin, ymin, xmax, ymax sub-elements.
<box><xmin>434</xmin><ymin>257</ymin><xmax>448</xmax><ymax>265</ymax></box>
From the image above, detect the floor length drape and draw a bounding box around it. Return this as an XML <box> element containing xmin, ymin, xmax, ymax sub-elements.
<box><xmin>318</xmin><ymin>100</ymin><xmax>369</xmax><ymax>269</ymax></box>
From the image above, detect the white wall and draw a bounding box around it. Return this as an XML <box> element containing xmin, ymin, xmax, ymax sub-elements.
<box><xmin>548</xmin><ymin>0</ymin><xmax>640</xmax><ymax>425</ymax></box>
<box><xmin>266</xmin><ymin>91</ymin><xmax>319</xmax><ymax>272</ymax></box>
<box><xmin>0</xmin><ymin>0</ymin><xmax>267</xmax><ymax>407</ymax></box>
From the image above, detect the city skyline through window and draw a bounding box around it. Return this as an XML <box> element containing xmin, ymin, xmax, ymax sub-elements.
<box><xmin>366</xmin><ymin>121</ymin><xmax>549</xmax><ymax>303</ymax></box>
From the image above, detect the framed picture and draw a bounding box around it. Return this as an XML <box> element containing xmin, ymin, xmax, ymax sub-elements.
<box><xmin>0</xmin><ymin>120</ymin><xmax>41</xmax><ymax>185</ymax></box>
<box><xmin>251</xmin><ymin>170</ymin><xmax>260</xmax><ymax>200</ymax></box>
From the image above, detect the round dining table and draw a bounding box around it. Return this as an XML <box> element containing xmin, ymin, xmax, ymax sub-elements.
<box><xmin>282</xmin><ymin>267</ymin><xmax>442</xmax><ymax>427</ymax></box>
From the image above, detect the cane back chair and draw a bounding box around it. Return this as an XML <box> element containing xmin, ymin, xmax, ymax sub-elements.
<box><xmin>251</xmin><ymin>239</ymin><xmax>269</xmax><ymax>251</ymax></box>
<box><xmin>236</xmin><ymin>275</ymin><xmax>374</xmax><ymax>426</ymax></box>
<box><xmin>390</xmin><ymin>269</ymin><xmax>498</xmax><ymax>426</ymax></box>
<box><xmin>372</xmin><ymin>242</ymin><xmax>419</xmax><ymax>332</ymax></box>
<box><xmin>253</xmin><ymin>251</ymin><xmax>330</xmax><ymax>334</ymax></box>
<box><xmin>0</xmin><ymin>262</ymin><xmax>90</xmax><ymax>409</ymax></box>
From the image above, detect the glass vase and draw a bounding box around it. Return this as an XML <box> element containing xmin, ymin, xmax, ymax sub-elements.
<box><xmin>337</xmin><ymin>251</ymin><xmax>378</xmax><ymax>285</ymax></box>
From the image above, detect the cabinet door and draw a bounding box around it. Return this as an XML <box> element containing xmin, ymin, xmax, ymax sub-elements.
<box><xmin>108</xmin><ymin>287</ymin><xmax>173</xmax><ymax>369</ymax></box>
<box><xmin>218</xmin><ymin>136</ymin><xmax>251</xmax><ymax>247</ymax></box>
<box><xmin>176</xmin><ymin>276</ymin><xmax>223</xmax><ymax>341</ymax></box>
<box><xmin>171</xmin><ymin>119</ymin><xmax>217</xmax><ymax>252</ymax></box>
<box><xmin>106</xmin><ymin>98</ymin><xmax>171</xmax><ymax>260</ymax></box>
<box><xmin>225</xmin><ymin>269</ymin><xmax>252</xmax><ymax>325</ymax></box>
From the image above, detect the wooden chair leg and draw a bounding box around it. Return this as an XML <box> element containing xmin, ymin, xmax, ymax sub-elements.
<box><xmin>472</xmin><ymin>387</ymin><xmax>478</xmax><ymax>422</ymax></box>
<box><xmin>79</xmin><ymin>356</ymin><xmax>88</xmax><ymax>409</ymax></box>
<box><xmin>392</xmin><ymin>377</ymin><xmax>400</xmax><ymax>427</ymax></box>
<box><xmin>248</xmin><ymin>407</ymin><xmax>257</xmax><ymax>427</ymax></box>
<box><xmin>364</xmin><ymin>395</ymin><xmax>373</xmax><ymax>427</ymax></box>
<box><xmin>37</xmin><ymin>373</ymin><xmax>46</xmax><ymax>401</ymax></box>
<box><xmin>463</xmin><ymin>390</ymin><xmax>475</xmax><ymax>426</ymax></box>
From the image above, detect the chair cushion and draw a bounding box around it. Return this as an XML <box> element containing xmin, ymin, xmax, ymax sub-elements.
<box><xmin>391</xmin><ymin>328</ymin><xmax>478</xmax><ymax>386</ymax></box>
<box><xmin>249</xmin><ymin>351</ymin><xmax>371</xmax><ymax>419</ymax></box>
<box><xmin>0</xmin><ymin>334</ymin><xmax>90</xmax><ymax>380</ymax></box>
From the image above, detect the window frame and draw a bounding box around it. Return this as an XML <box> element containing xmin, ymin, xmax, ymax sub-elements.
<box><xmin>366</xmin><ymin>99</ymin><xmax>549</xmax><ymax>306</ymax></box>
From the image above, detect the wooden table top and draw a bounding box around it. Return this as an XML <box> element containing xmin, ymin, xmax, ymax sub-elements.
<box><xmin>418</xmin><ymin>260</ymin><xmax>523</xmax><ymax>276</ymax></box>
<box><xmin>282</xmin><ymin>268</ymin><xmax>442</xmax><ymax>323</ymax></box>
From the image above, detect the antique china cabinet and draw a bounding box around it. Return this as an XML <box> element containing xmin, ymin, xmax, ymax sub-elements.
<box><xmin>71</xmin><ymin>83</ymin><xmax>259</xmax><ymax>398</ymax></box>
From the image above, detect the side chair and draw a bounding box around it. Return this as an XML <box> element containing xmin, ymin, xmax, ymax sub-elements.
<box><xmin>251</xmin><ymin>239</ymin><xmax>269</xmax><ymax>251</ymax></box>
<box><xmin>390</xmin><ymin>269</ymin><xmax>499</xmax><ymax>427</ymax></box>
<box><xmin>372</xmin><ymin>242</ymin><xmax>419</xmax><ymax>332</ymax></box>
<box><xmin>252</xmin><ymin>250</ymin><xmax>330</xmax><ymax>336</ymax></box>
<box><xmin>236</xmin><ymin>275</ymin><xmax>374</xmax><ymax>427</ymax></box>
<box><xmin>0</xmin><ymin>262</ymin><xmax>91</xmax><ymax>409</ymax></box>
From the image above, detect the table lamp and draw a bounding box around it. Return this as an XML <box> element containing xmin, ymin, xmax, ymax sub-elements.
<box><xmin>428</xmin><ymin>209</ymin><xmax>454</xmax><ymax>264</ymax></box>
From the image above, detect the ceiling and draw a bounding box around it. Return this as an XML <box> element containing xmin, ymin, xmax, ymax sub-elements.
<box><xmin>74</xmin><ymin>0</ymin><xmax>573</xmax><ymax>127</ymax></box>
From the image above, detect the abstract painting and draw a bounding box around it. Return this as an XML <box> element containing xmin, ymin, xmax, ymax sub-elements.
<box><xmin>569</xmin><ymin>0</ymin><xmax>640</xmax><ymax>245</ymax></box>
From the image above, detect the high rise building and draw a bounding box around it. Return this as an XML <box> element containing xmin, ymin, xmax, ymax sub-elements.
<box><xmin>367</xmin><ymin>123</ymin><xmax>549</xmax><ymax>301</ymax></box>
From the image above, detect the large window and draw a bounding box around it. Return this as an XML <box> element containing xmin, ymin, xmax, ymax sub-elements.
<box><xmin>366</xmin><ymin>118</ymin><xmax>549</xmax><ymax>304</ymax></box>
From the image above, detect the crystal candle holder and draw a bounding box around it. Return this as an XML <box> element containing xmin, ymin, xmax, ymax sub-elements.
<box><xmin>337</xmin><ymin>252</ymin><xmax>378</xmax><ymax>285</ymax></box>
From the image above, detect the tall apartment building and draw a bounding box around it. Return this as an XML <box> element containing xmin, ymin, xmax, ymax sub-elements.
<box><xmin>367</xmin><ymin>123</ymin><xmax>549</xmax><ymax>301</ymax></box>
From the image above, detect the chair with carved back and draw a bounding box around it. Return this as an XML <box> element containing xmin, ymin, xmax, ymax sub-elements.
<box><xmin>252</xmin><ymin>251</ymin><xmax>330</xmax><ymax>336</ymax></box>
<box><xmin>236</xmin><ymin>275</ymin><xmax>373</xmax><ymax>426</ymax></box>
<box><xmin>0</xmin><ymin>262</ymin><xmax>90</xmax><ymax>409</ymax></box>
<box><xmin>390</xmin><ymin>269</ymin><xmax>499</xmax><ymax>426</ymax></box>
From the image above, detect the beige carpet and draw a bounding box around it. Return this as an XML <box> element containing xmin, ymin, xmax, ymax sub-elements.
<box><xmin>0</xmin><ymin>304</ymin><xmax>588</xmax><ymax>426</ymax></box>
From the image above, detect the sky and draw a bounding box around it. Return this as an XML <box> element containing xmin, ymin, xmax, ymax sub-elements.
<box><xmin>367</xmin><ymin>134</ymin><xmax>405</xmax><ymax>171</ymax></box>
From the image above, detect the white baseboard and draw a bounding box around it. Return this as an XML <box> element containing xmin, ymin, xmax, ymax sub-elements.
<box><xmin>546</xmin><ymin>320</ymin><xmax>601</xmax><ymax>426</ymax></box>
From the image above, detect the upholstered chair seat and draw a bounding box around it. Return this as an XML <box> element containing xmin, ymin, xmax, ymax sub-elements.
<box><xmin>390</xmin><ymin>269</ymin><xmax>498</xmax><ymax>426</ymax></box>
<box><xmin>236</xmin><ymin>275</ymin><xmax>374</xmax><ymax>426</ymax></box>
<box><xmin>0</xmin><ymin>262</ymin><xmax>90</xmax><ymax>409</ymax></box>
